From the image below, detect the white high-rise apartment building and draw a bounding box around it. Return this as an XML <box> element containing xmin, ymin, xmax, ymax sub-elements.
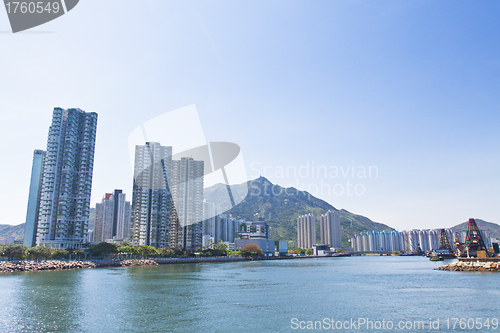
<box><xmin>297</xmin><ymin>213</ymin><xmax>316</xmax><ymax>249</ymax></box>
<box><xmin>36</xmin><ymin>108</ymin><xmax>97</xmax><ymax>249</ymax></box>
<box><xmin>319</xmin><ymin>210</ymin><xmax>341</xmax><ymax>248</ymax></box>
<box><xmin>171</xmin><ymin>157</ymin><xmax>204</xmax><ymax>250</ymax></box>
<box><xmin>130</xmin><ymin>144</ymin><xmax>204</xmax><ymax>250</ymax></box>
<box><xmin>130</xmin><ymin>142</ymin><xmax>175</xmax><ymax>248</ymax></box>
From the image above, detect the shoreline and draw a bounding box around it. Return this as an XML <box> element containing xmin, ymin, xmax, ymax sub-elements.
<box><xmin>0</xmin><ymin>255</ymin><xmax>333</xmax><ymax>274</ymax></box>
<box><xmin>0</xmin><ymin>256</ymin><xmax>275</xmax><ymax>273</ymax></box>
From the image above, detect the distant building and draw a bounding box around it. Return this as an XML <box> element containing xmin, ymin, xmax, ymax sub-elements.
<box><xmin>202</xmin><ymin>201</ymin><xmax>218</xmax><ymax>241</ymax></box>
<box><xmin>94</xmin><ymin>193</ymin><xmax>113</xmax><ymax>243</ymax></box>
<box><xmin>202</xmin><ymin>235</ymin><xmax>215</xmax><ymax>248</ymax></box>
<box><xmin>202</xmin><ymin>202</ymin><xmax>247</xmax><ymax>245</ymax></box>
<box><xmin>320</xmin><ymin>210</ymin><xmax>341</xmax><ymax>248</ymax></box>
<box><xmin>235</xmin><ymin>218</ymin><xmax>277</xmax><ymax>256</ymax></box>
<box><xmin>115</xmin><ymin>191</ymin><xmax>132</xmax><ymax>241</ymax></box>
<box><xmin>237</xmin><ymin>218</ymin><xmax>270</xmax><ymax>240</ymax></box>
<box><xmin>275</xmin><ymin>240</ymin><xmax>288</xmax><ymax>255</ymax></box>
<box><xmin>36</xmin><ymin>108</ymin><xmax>97</xmax><ymax>249</ymax></box>
<box><xmin>93</xmin><ymin>190</ymin><xmax>131</xmax><ymax>243</ymax></box>
<box><xmin>0</xmin><ymin>236</ymin><xmax>15</xmax><ymax>245</ymax></box>
<box><xmin>24</xmin><ymin>149</ymin><xmax>46</xmax><ymax>247</ymax></box>
<box><xmin>351</xmin><ymin>228</ymin><xmax>460</xmax><ymax>253</ymax></box>
<box><xmin>297</xmin><ymin>213</ymin><xmax>316</xmax><ymax>249</ymax></box>
<box><xmin>312</xmin><ymin>244</ymin><xmax>331</xmax><ymax>256</ymax></box>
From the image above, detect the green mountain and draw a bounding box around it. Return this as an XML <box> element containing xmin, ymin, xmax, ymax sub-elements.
<box><xmin>0</xmin><ymin>223</ymin><xmax>25</xmax><ymax>239</ymax></box>
<box><xmin>204</xmin><ymin>176</ymin><xmax>393</xmax><ymax>247</ymax></box>
<box><xmin>451</xmin><ymin>219</ymin><xmax>500</xmax><ymax>239</ymax></box>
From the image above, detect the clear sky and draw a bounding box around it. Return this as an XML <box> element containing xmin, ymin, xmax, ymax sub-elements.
<box><xmin>1</xmin><ymin>0</ymin><xmax>499</xmax><ymax>230</ymax></box>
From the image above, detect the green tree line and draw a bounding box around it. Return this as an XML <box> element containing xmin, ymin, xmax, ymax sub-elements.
<box><xmin>0</xmin><ymin>244</ymin><xmax>85</xmax><ymax>261</ymax></box>
<box><xmin>0</xmin><ymin>242</ymin><xmax>234</xmax><ymax>261</ymax></box>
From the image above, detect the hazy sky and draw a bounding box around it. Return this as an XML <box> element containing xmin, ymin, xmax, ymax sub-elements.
<box><xmin>1</xmin><ymin>0</ymin><xmax>499</xmax><ymax>230</ymax></box>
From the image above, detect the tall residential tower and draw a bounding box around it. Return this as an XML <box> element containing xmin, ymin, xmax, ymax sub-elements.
<box><xmin>36</xmin><ymin>108</ymin><xmax>98</xmax><ymax>249</ymax></box>
<box><xmin>130</xmin><ymin>142</ymin><xmax>175</xmax><ymax>248</ymax></box>
<box><xmin>320</xmin><ymin>210</ymin><xmax>341</xmax><ymax>248</ymax></box>
<box><xmin>130</xmin><ymin>143</ymin><xmax>204</xmax><ymax>250</ymax></box>
<box><xmin>297</xmin><ymin>213</ymin><xmax>316</xmax><ymax>249</ymax></box>
<box><xmin>23</xmin><ymin>149</ymin><xmax>46</xmax><ymax>247</ymax></box>
<box><xmin>171</xmin><ymin>157</ymin><xmax>204</xmax><ymax>250</ymax></box>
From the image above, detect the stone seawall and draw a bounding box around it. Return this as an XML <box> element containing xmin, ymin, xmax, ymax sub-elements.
<box><xmin>0</xmin><ymin>259</ymin><xmax>160</xmax><ymax>273</ymax></box>
<box><xmin>437</xmin><ymin>260</ymin><xmax>500</xmax><ymax>272</ymax></box>
<box><xmin>0</xmin><ymin>260</ymin><xmax>96</xmax><ymax>273</ymax></box>
<box><xmin>121</xmin><ymin>259</ymin><xmax>158</xmax><ymax>267</ymax></box>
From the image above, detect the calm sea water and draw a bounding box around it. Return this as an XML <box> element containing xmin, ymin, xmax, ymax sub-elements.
<box><xmin>0</xmin><ymin>256</ymin><xmax>498</xmax><ymax>332</ymax></box>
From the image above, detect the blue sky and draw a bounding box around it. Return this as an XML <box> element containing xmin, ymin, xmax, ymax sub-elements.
<box><xmin>1</xmin><ymin>0</ymin><xmax>499</xmax><ymax>229</ymax></box>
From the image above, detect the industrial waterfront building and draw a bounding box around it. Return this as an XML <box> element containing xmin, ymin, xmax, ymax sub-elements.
<box><xmin>35</xmin><ymin>108</ymin><xmax>97</xmax><ymax>249</ymax></box>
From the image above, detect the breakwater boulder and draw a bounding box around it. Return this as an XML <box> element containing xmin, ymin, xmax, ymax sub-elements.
<box><xmin>437</xmin><ymin>261</ymin><xmax>500</xmax><ymax>272</ymax></box>
<box><xmin>121</xmin><ymin>259</ymin><xmax>158</xmax><ymax>267</ymax></box>
<box><xmin>0</xmin><ymin>260</ymin><xmax>96</xmax><ymax>273</ymax></box>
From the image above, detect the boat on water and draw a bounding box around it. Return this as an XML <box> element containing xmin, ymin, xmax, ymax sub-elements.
<box><xmin>429</xmin><ymin>254</ymin><xmax>444</xmax><ymax>261</ymax></box>
<box><xmin>330</xmin><ymin>253</ymin><xmax>351</xmax><ymax>257</ymax></box>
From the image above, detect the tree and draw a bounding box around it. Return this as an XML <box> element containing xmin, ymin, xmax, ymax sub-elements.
<box><xmin>51</xmin><ymin>249</ymin><xmax>69</xmax><ymax>259</ymax></box>
<box><xmin>2</xmin><ymin>244</ymin><xmax>28</xmax><ymax>260</ymax></box>
<box><xmin>305</xmin><ymin>249</ymin><xmax>313</xmax><ymax>256</ymax></box>
<box><xmin>173</xmin><ymin>248</ymin><xmax>184</xmax><ymax>257</ymax></box>
<box><xmin>73</xmin><ymin>249</ymin><xmax>85</xmax><ymax>259</ymax></box>
<box><xmin>118</xmin><ymin>246</ymin><xmax>138</xmax><ymax>258</ymax></box>
<box><xmin>28</xmin><ymin>246</ymin><xmax>52</xmax><ymax>261</ymax></box>
<box><xmin>89</xmin><ymin>242</ymin><xmax>119</xmax><ymax>258</ymax></box>
<box><xmin>137</xmin><ymin>245</ymin><xmax>158</xmax><ymax>258</ymax></box>
<box><xmin>159</xmin><ymin>248</ymin><xmax>174</xmax><ymax>258</ymax></box>
<box><xmin>240</xmin><ymin>244</ymin><xmax>264</xmax><ymax>258</ymax></box>
<box><xmin>289</xmin><ymin>248</ymin><xmax>306</xmax><ymax>255</ymax></box>
<box><xmin>215</xmin><ymin>242</ymin><xmax>228</xmax><ymax>252</ymax></box>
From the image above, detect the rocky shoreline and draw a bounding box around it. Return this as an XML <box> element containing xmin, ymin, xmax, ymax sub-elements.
<box><xmin>120</xmin><ymin>259</ymin><xmax>158</xmax><ymax>267</ymax></box>
<box><xmin>0</xmin><ymin>259</ymin><xmax>158</xmax><ymax>273</ymax></box>
<box><xmin>437</xmin><ymin>260</ymin><xmax>500</xmax><ymax>272</ymax></box>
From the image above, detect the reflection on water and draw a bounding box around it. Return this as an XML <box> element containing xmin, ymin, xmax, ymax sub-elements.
<box><xmin>0</xmin><ymin>257</ymin><xmax>499</xmax><ymax>332</ymax></box>
<box><xmin>2</xmin><ymin>270</ymin><xmax>83</xmax><ymax>332</ymax></box>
